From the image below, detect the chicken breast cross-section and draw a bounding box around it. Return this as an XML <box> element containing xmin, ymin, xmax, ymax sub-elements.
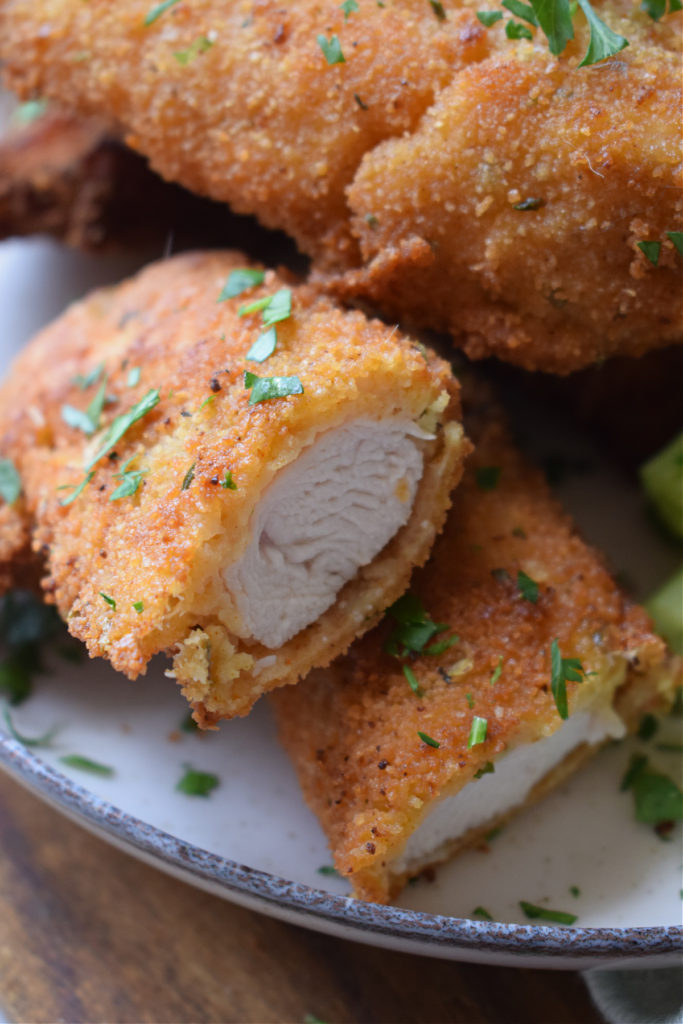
<box><xmin>272</xmin><ymin>402</ymin><xmax>678</xmax><ymax>903</ymax></box>
<box><xmin>0</xmin><ymin>250</ymin><xmax>468</xmax><ymax>722</ymax></box>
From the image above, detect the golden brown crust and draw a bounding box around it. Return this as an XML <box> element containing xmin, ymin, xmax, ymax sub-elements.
<box><xmin>1</xmin><ymin>0</ymin><xmax>680</xmax><ymax>371</ymax></box>
<box><xmin>0</xmin><ymin>250</ymin><xmax>467</xmax><ymax>719</ymax></box>
<box><xmin>272</xmin><ymin>414</ymin><xmax>677</xmax><ymax>903</ymax></box>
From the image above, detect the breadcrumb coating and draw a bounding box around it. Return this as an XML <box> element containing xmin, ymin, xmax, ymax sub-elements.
<box><xmin>272</xmin><ymin>409</ymin><xmax>678</xmax><ymax>902</ymax></box>
<box><xmin>0</xmin><ymin>251</ymin><xmax>467</xmax><ymax>721</ymax></box>
<box><xmin>0</xmin><ymin>0</ymin><xmax>679</xmax><ymax>371</ymax></box>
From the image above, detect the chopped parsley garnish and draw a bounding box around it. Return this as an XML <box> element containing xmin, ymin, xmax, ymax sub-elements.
<box><xmin>317</xmin><ymin>864</ymin><xmax>340</xmax><ymax>876</ymax></box>
<box><xmin>85</xmin><ymin>389</ymin><xmax>160</xmax><ymax>471</ymax></box>
<box><xmin>218</xmin><ymin>268</ymin><xmax>266</xmax><ymax>301</ymax></box>
<box><xmin>472</xmin><ymin>906</ymin><xmax>494</xmax><ymax>920</ymax></box>
<box><xmin>340</xmin><ymin>0</ymin><xmax>359</xmax><ymax>18</ymax></box>
<box><xmin>502</xmin><ymin>0</ymin><xmax>538</xmax><ymax>23</ymax></box>
<box><xmin>620</xmin><ymin>754</ymin><xmax>683</xmax><ymax>825</ymax></box>
<box><xmin>403</xmin><ymin>664</ymin><xmax>423</xmax><ymax>697</ymax></box>
<box><xmin>73</xmin><ymin>364</ymin><xmax>104</xmax><ymax>390</ymax></box>
<box><xmin>259</xmin><ymin>288</ymin><xmax>292</xmax><ymax>328</ymax></box>
<box><xmin>637</xmin><ymin>713</ymin><xmax>658</xmax><ymax>741</ymax></box>
<box><xmin>636</xmin><ymin>241</ymin><xmax>661</xmax><ymax>266</ymax></box>
<box><xmin>476</xmin><ymin>465</ymin><xmax>501</xmax><ymax>491</ymax></box>
<box><xmin>180</xmin><ymin>710</ymin><xmax>199</xmax><ymax>733</ymax></box>
<box><xmin>176</xmin><ymin>765</ymin><xmax>220</xmax><ymax>797</ymax></box>
<box><xmin>476</xmin><ymin>10</ymin><xmax>504</xmax><ymax>24</ymax></box>
<box><xmin>517</xmin><ymin>570</ymin><xmax>539</xmax><ymax>603</ymax></box>
<box><xmin>465</xmin><ymin>692</ymin><xmax>474</xmax><ymax>708</ymax></box>
<box><xmin>144</xmin><ymin>0</ymin><xmax>180</xmax><ymax>26</ymax></box>
<box><xmin>61</xmin><ymin>378</ymin><xmax>106</xmax><ymax>436</ymax></box>
<box><xmin>384</xmin><ymin>593</ymin><xmax>455</xmax><ymax>657</ymax></box>
<box><xmin>127</xmin><ymin>367</ymin><xmax>141</xmax><ymax>387</ymax></box>
<box><xmin>110</xmin><ymin>459</ymin><xmax>147</xmax><ymax>501</ymax></box>
<box><xmin>467</xmin><ymin>715</ymin><xmax>488</xmax><ymax>749</ymax></box>
<box><xmin>12</xmin><ymin>99</ymin><xmax>48</xmax><ymax>125</ymax></box>
<box><xmin>520</xmin><ymin>901</ymin><xmax>577</xmax><ymax>925</ymax></box>
<box><xmin>474</xmin><ymin>760</ymin><xmax>495</xmax><ymax>779</ymax></box>
<box><xmin>429</xmin><ymin>0</ymin><xmax>447</xmax><ymax>19</ymax></box>
<box><xmin>656</xmin><ymin>743</ymin><xmax>683</xmax><ymax>754</ymax></box>
<box><xmin>181</xmin><ymin>462</ymin><xmax>196</xmax><ymax>491</ymax></box>
<box><xmin>317</xmin><ymin>34</ymin><xmax>346</xmax><ymax>65</ymax></box>
<box><xmin>549</xmin><ymin>639</ymin><xmax>586</xmax><ymax>720</ymax></box>
<box><xmin>174</xmin><ymin>36</ymin><xmax>213</xmax><ymax>64</ymax></box>
<box><xmin>514</xmin><ymin>197</ymin><xmax>545</xmax><ymax>211</ymax></box>
<box><xmin>0</xmin><ymin>591</ymin><xmax>62</xmax><ymax>704</ymax></box>
<box><xmin>60</xmin><ymin>754</ymin><xmax>115</xmax><ymax>777</ymax></box>
<box><xmin>576</xmin><ymin>0</ymin><xmax>628</xmax><ymax>66</ymax></box>
<box><xmin>667</xmin><ymin>231</ymin><xmax>683</xmax><ymax>255</ymax></box>
<box><xmin>570</xmin><ymin>885</ymin><xmax>581</xmax><ymax>898</ymax></box>
<box><xmin>244</xmin><ymin>372</ymin><xmax>304</xmax><ymax>405</ymax></box>
<box><xmin>0</xmin><ymin>458</ymin><xmax>21</xmax><ymax>505</ymax></box>
<box><xmin>221</xmin><ymin>471</ymin><xmax>238</xmax><ymax>490</ymax></box>
<box><xmin>490</xmin><ymin>656</ymin><xmax>503</xmax><ymax>685</ymax></box>
<box><xmin>100</xmin><ymin>592</ymin><xmax>116</xmax><ymax>611</ymax></box>
<box><xmin>505</xmin><ymin>18</ymin><xmax>534</xmax><ymax>37</ymax></box>
<box><xmin>642</xmin><ymin>0</ymin><xmax>682</xmax><ymax>19</ymax></box>
<box><xmin>418</xmin><ymin>730</ymin><xmax>440</xmax><ymax>748</ymax></box>
<box><xmin>0</xmin><ymin>655</ymin><xmax>32</xmax><ymax>705</ymax></box>
<box><xmin>354</xmin><ymin>93</ymin><xmax>369</xmax><ymax>110</ymax></box>
<box><xmin>60</xmin><ymin>470</ymin><xmax>94</xmax><ymax>507</ymax></box>
<box><xmin>2</xmin><ymin>708</ymin><xmax>58</xmax><ymax>748</ymax></box>
<box><xmin>246</xmin><ymin>327</ymin><xmax>277</xmax><ymax>363</ymax></box>
<box><xmin>132</xmin><ymin>601</ymin><xmax>144</xmax><ymax>614</ymax></box>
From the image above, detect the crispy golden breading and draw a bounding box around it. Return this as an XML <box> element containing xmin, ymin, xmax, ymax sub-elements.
<box><xmin>0</xmin><ymin>250</ymin><xmax>468</xmax><ymax>721</ymax></box>
<box><xmin>0</xmin><ymin>0</ymin><xmax>680</xmax><ymax>372</ymax></box>
<box><xmin>272</xmin><ymin>412</ymin><xmax>678</xmax><ymax>903</ymax></box>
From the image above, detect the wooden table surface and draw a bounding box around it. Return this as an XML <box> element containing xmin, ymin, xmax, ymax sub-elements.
<box><xmin>0</xmin><ymin>771</ymin><xmax>605</xmax><ymax>1024</ymax></box>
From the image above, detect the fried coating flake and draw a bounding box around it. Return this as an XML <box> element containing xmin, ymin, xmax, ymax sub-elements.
<box><xmin>0</xmin><ymin>250</ymin><xmax>468</xmax><ymax>721</ymax></box>
<box><xmin>272</xmin><ymin>409</ymin><xmax>678</xmax><ymax>903</ymax></box>
<box><xmin>1</xmin><ymin>0</ymin><xmax>680</xmax><ymax>371</ymax></box>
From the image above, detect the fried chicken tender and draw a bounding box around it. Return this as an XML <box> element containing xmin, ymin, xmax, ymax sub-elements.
<box><xmin>272</xmin><ymin>404</ymin><xmax>678</xmax><ymax>903</ymax></box>
<box><xmin>2</xmin><ymin>0</ymin><xmax>679</xmax><ymax>371</ymax></box>
<box><xmin>0</xmin><ymin>251</ymin><xmax>468</xmax><ymax>722</ymax></box>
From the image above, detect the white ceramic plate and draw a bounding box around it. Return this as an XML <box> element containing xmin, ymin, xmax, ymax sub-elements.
<box><xmin>0</xmin><ymin>234</ymin><xmax>681</xmax><ymax>970</ymax></box>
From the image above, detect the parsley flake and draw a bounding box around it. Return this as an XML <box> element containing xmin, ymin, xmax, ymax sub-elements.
<box><xmin>100</xmin><ymin>592</ymin><xmax>116</xmax><ymax>611</ymax></box>
<box><xmin>517</xmin><ymin>570</ymin><xmax>539</xmax><ymax>603</ymax></box>
<box><xmin>180</xmin><ymin>711</ymin><xmax>199</xmax><ymax>733</ymax></box>
<box><xmin>502</xmin><ymin>0</ymin><xmax>538</xmax><ymax>23</ymax></box>
<box><xmin>550</xmin><ymin>639</ymin><xmax>585</xmax><ymax>719</ymax></box>
<box><xmin>642</xmin><ymin>0</ymin><xmax>682</xmax><ymax>18</ymax></box>
<box><xmin>218</xmin><ymin>268</ymin><xmax>266</xmax><ymax>301</ymax></box>
<box><xmin>317</xmin><ymin>864</ymin><xmax>340</xmax><ymax>876</ymax></box>
<box><xmin>418</xmin><ymin>730</ymin><xmax>440</xmax><ymax>748</ymax></box>
<box><xmin>384</xmin><ymin>593</ymin><xmax>454</xmax><ymax>657</ymax></box>
<box><xmin>576</xmin><ymin>0</ymin><xmax>628</xmax><ymax>66</ymax></box>
<box><xmin>174</xmin><ymin>36</ymin><xmax>213</xmax><ymax>64</ymax></box>
<box><xmin>666</xmin><ymin>231</ymin><xmax>683</xmax><ymax>255</ymax></box>
<box><xmin>429</xmin><ymin>0</ymin><xmax>448</xmax><ymax>19</ymax></box>
<box><xmin>354</xmin><ymin>93</ymin><xmax>369</xmax><ymax>110</ymax></box>
<box><xmin>144</xmin><ymin>0</ymin><xmax>180</xmax><ymax>26</ymax></box>
<box><xmin>476</xmin><ymin>465</ymin><xmax>501</xmax><ymax>490</ymax></box>
<box><xmin>637</xmin><ymin>713</ymin><xmax>658</xmax><ymax>741</ymax></box>
<box><xmin>176</xmin><ymin>765</ymin><xmax>220</xmax><ymax>797</ymax></box>
<box><xmin>403</xmin><ymin>664</ymin><xmax>424</xmax><ymax>697</ymax></box>
<box><xmin>514</xmin><ymin>197</ymin><xmax>545</xmax><ymax>211</ymax></box>
<box><xmin>132</xmin><ymin>601</ymin><xmax>144</xmax><ymax>614</ymax></box>
<box><xmin>529</xmin><ymin>0</ymin><xmax>574</xmax><ymax>54</ymax></box>
<box><xmin>476</xmin><ymin>10</ymin><xmax>504</xmax><ymax>24</ymax></box>
<box><xmin>506</xmin><ymin>19</ymin><xmax>534</xmax><ymax>37</ymax></box>
<box><xmin>490</xmin><ymin>656</ymin><xmax>503</xmax><ymax>685</ymax></box>
<box><xmin>570</xmin><ymin>885</ymin><xmax>581</xmax><ymax>898</ymax></box>
<box><xmin>340</xmin><ymin>0</ymin><xmax>359</xmax><ymax>18</ymax></box>
<box><xmin>317</xmin><ymin>34</ymin><xmax>346</xmax><ymax>65</ymax></box>
<box><xmin>221</xmin><ymin>471</ymin><xmax>238</xmax><ymax>490</ymax></box>
<box><xmin>239</xmin><ymin>287</ymin><xmax>292</xmax><ymax>327</ymax></box>
<box><xmin>73</xmin><ymin>364</ymin><xmax>104</xmax><ymax>390</ymax></box>
<box><xmin>0</xmin><ymin>459</ymin><xmax>21</xmax><ymax>505</ymax></box>
<box><xmin>2</xmin><ymin>708</ymin><xmax>58</xmax><ymax>748</ymax></box>
<box><xmin>465</xmin><ymin>692</ymin><xmax>474</xmax><ymax>708</ymax></box>
<box><xmin>110</xmin><ymin>461</ymin><xmax>147</xmax><ymax>501</ymax></box>
<box><xmin>472</xmin><ymin>906</ymin><xmax>494</xmax><ymax>920</ymax></box>
<box><xmin>621</xmin><ymin>754</ymin><xmax>683</xmax><ymax>824</ymax></box>
<box><xmin>636</xmin><ymin>241</ymin><xmax>661</xmax><ymax>266</ymax></box>
<box><xmin>181</xmin><ymin>462</ymin><xmax>196</xmax><ymax>491</ymax></box>
<box><xmin>474</xmin><ymin>760</ymin><xmax>495</xmax><ymax>779</ymax></box>
<box><xmin>85</xmin><ymin>389</ymin><xmax>160</xmax><ymax>471</ymax></box>
<box><xmin>244</xmin><ymin>371</ymin><xmax>304</xmax><ymax>405</ymax></box>
<box><xmin>127</xmin><ymin>367</ymin><xmax>141</xmax><ymax>388</ymax></box>
<box><xmin>60</xmin><ymin>754</ymin><xmax>115</xmax><ymax>777</ymax></box>
<box><xmin>520</xmin><ymin>901</ymin><xmax>577</xmax><ymax>925</ymax></box>
<box><xmin>12</xmin><ymin>99</ymin><xmax>48</xmax><ymax>125</ymax></box>
<box><xmin>60</xmin><ymin>470</ymin><xmax>94</xmax><ymax>507</ymax></box>
<box><xmin>468</xmin><ymin>715</ymin><xmax>488</xmax><ymax>749</ymax></box>
<box><xmin>246</xmin><ymin>327</ymin><xmax>277</xmax><ymax>363</ymax></box>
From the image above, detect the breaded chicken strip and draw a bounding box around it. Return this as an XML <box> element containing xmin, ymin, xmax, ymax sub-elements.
<box><xmin>0</xmin><ymin>251</ymin><xmax>468</xmax><ymax>722</ymax></box>
<box><xmin>272</xmin><ymin>405</ymin><xmax>678</xmax><ymax>903</ymax></box>
<box><xmin>1</xmin><ymin>0</ymin><xmax>680</xmax><ymax>372</ymax></box>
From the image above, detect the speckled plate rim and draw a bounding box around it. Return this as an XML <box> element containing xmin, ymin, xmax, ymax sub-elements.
<box><xmin>2</xmin><ymin>736</ymin><xmax>681</xmax><ymax>969</ymax></box>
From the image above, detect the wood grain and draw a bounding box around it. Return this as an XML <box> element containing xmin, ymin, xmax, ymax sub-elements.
<box><xmin>0</xmin><ymin>772</ymin><xmax>603</xmax><ymax>1024</ymax></box>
